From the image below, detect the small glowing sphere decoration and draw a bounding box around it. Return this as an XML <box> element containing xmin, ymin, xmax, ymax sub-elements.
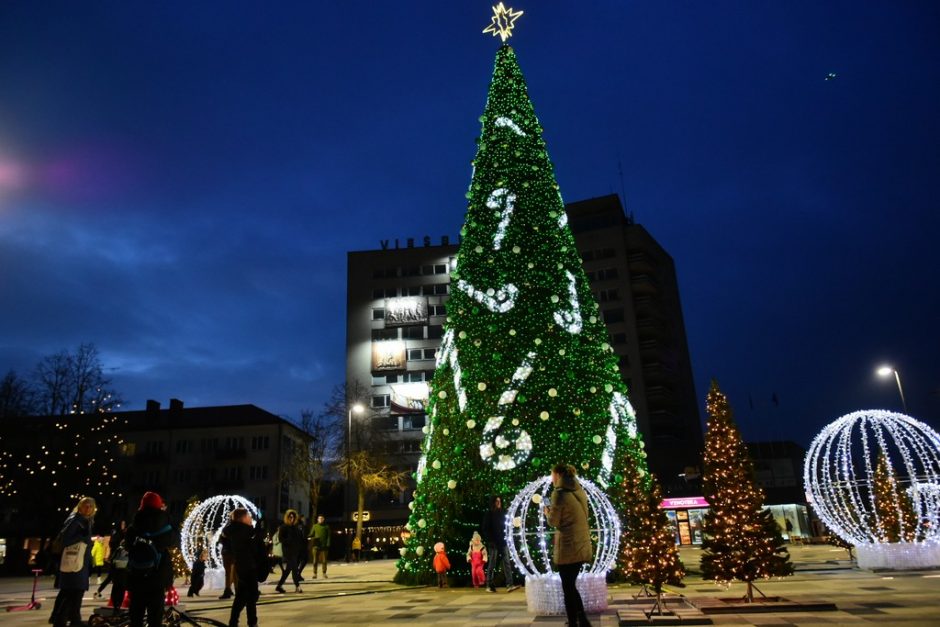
<box><xmin>804</xmin><ymin>410</ymin><xmax>940</xmax><ymax>569</ymax></box>
<box><xmin>506</xmin><ymin>475</ymin><xmax>621</xmax><ymax>614</ymax></box>
<box><xmin>181</xmin><ymin>495</ymin><xmax>261</xmax><ymax>571</ymax></box>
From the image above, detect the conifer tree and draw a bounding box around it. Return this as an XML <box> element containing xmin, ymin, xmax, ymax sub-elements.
<box><xmin>873</xmin><ymin>453</ymin><xmax>917</xmax><ymax>543</ymax></box>
<box><xmin>395</xmin><ymin>41</ymin><xmax>647</xmax><ymax>583</ymax></box>
<box><xmin>700</xmin><ymin>381</ymin><xmax>792</xmax><ymax>601</ymax></box>
<box><xmin>619</xmin><ymin>466</ymin><xmax>685</xmax><ymax>613</ymax></box>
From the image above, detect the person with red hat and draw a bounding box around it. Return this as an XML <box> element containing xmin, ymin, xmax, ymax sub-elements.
<box><xmin>125</xmin><ymin>492</ymin><xmax>178</xmax><ymax>627</ymax></box>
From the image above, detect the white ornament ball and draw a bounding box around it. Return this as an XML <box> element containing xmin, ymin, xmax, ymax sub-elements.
<box><xmin>416</xmin><ymin>545</ymin><xmax>425</xmax><ymax>556</ymax></box>
<box><xmin>604</xmin><ymin>384</ymin><xmax>613</xmax><ymax>393</ymax></box>
<box><xmin>540</xmin><ymin>411</ymin><xmax>550</xmax><ymax>421</ymax></box>
<box><xmin>417</xmin><ymin>519</ymin><xmax>427</xmax><ymax>529</ymax></box>
<box><xmin>399</xmin><ymin>547</ymin><xmax>407</xmax><ymax>557</ymax></box>
<box><xmin>447</xmin><ymin>480</ymin><xmax>457</xmax><ymax>489</ymax></box>
<box><xmin>550</xmin><ymin>295</ymin><xmax>560</xmax><ymax>303</ymax></box>
<box><xmin>548</xmin><ymin>388</ymin><xmax>558</xmax><ymax>397</ymax></box>
<box><xmin>592</xmin><ymin>435</ymin><xmax>602</xmax><ymax>444</ymax></box>
<box><xmin>532</xmin><ymin>493</ymin><xmax>543</xmax><ymax>505</ymax></box>
<box><xmin>590</xmin><ymin>386</ymin><xmax>597</xmax><ymax>393</ymax></box>
<box><xmin>558</xmin><ymin>349</ymin><xmax>566</xmax><ymax>356</ymax></box>
<box><xmin>527</xmin><ymin>262</ymin><xmax>534</xmax><ymax>268</ymax></box>
<box><xmin>466</xmin><ymin>419</ymin><xmax>477</xmax><ymax>429</ymax></box>
<box><xmin>432</xmin><ymin>460</ymin><xmax>441</xmax><ymax>470</ymax></box>
<box><xmin>589</xmin><ymin>316</ymin><xmax>597</xmax><ymax>323</ymax></box>
<box><xmin>573</xmin><ymin>408</ymin><xmax>581</xmax><ymax>416</ymax></box>
<box><xmin>511</xmin><ymin>418</ymin><xmax>519</xmax><ymax>426</ymax></box>
<box><xmin>512</xmin><ymin>246</ymin><xmax>521</xmax><ymax>254</ymax></box>
<box><xmin>474</xmin><ymin>339</ymin><xmax>481</xmax><ymax>346</ymax></box>
<box><xmin>534</xmin><ymin>338</ymin><xmax>542</xmax><ymax>345</ymax></box>
<box><xmin>443</xmin><ymin>428</ymin><xmax>450</xmax><ymax>436</ymax></box>
<box><xmin>474</xmin><ymin>245</ymin><xmax>483</xmax><ymax>253</ymax></box>
<box><xmin>477</xmin><ymin>382</ymin><xmax>487</xmax><ymax>391</ymax></box>
<box><xmin>486</xmin><ymin>288</ymin><xmax>495</xmax><ymax>296</ymax></box>
<box><xmin>408</xmin><ymin>501</ymin><xmax>415</xmax><ymax>510</ymax></box>
<box><xmin>512</xmin><ymin>516</ymin><xmax>522</xmax><ymax>528</ymax></box>
<box><xmin>459</xmin><ymin>331</ymin><xmax>467</xmax><ymax>339</ymax></box>
<box><xmin>557</xmin><ymin>262</ymin><xmax>564</xmax><ymax>269</ymax></box>
<box><xmin>509</xmin><ymin>329</ymin><xmax>516</xmax><ymax>336</ymax></box>
<box><xmin>438</xmin><ymin>391</ymin><xmax>447</xmax><ymax>399</ymax></box>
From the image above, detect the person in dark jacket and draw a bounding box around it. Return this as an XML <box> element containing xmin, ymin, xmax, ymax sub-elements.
<box><xmin>222</xmin><ymin>508</ymin><xmax>264</xmax><ymax>627</ymax></box>
<box><xmin>545</xmin><ymin>463</ymin><xmax>593</xmax><ymax>627</ymax></box>
<box><xmin>481</xmin><ymin>495</ymin><xmax>516</xmax><ymax>592</ymax></box>
<box><xmin>274</xmin><ymin>509</ymin><xmax>304</xmax><ymax>593</ymax></box>
<box><xmin>95</xmin><ymin>520</ymin><xmax>126</xmax><ymax>599</ymax></box>
<box><xmin>50</xmin><ymin>496</ymin><xmax>96</xmax><ymax>627</ymax></box>
<box><xmin>125</xmin><ymin>492</ymin><xmax>179</xmax><ymax>627</ymax></box>
<box><xmin>187</xmin><ymin>549</ymin><xmax>207</xmax><ymax>597</ymax></box>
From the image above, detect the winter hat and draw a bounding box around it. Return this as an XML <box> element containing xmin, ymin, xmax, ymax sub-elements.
<box><xmin>434</xmin><ymin>541</ymin><xmax>445</xmax><ymax>553</ymax></box>
<box><xmin>139</xmin><ymin>491</ymin><xmax>164</xmax><ymax>511</ymax></box>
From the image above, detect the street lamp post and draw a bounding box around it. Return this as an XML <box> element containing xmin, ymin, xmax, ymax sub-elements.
<box><xmin>876</xmin><ymin>365</ymin><xmax>908</xmax><ymax>413</ymax></box>
<box><xmin>345</xmin><ymin>403</ymin><xmax>364</xmax><ymax>555</ymax></box>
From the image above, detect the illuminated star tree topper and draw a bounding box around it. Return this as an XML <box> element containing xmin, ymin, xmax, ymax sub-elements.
<box><xmin>483</xmin><ymin>2</ymin><xmax>524</xmax><ymax>43</ymax></box>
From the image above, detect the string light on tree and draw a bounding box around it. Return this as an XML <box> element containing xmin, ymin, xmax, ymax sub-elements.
<box><xmin>395</xmin><ymin>6</ymin><xmax>647</xmax><ymax>584</ymax></box>
<box><xmin>804</xmin><ymin>409</ymin><xmax>940</xmax><ymax>569</ymax></box>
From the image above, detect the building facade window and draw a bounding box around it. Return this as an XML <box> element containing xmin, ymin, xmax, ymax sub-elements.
<box><xmin>372</xmin><ymin>394</ymin><xmax>391</xmax><ymax>408</ymax></box>
<box><xmin>407</xmin><ymin>348</ymin><xmax>437</xmax><ymax>361</ymax></box>
<box><xmin>250</xmin><ymin>435</ymin><xmax>270</xmax><ymax>450</ymax></box>
<box><xmin>603</xmin><ymin>308</ymin><xmax>625</xmax><ymax>323</ymax></box>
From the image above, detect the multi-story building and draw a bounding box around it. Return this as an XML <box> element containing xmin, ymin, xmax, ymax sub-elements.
<box><xmin>117</xmin><ymin>399</ymin><xmax>311</xmax><ymax>522</ymax></box>
<box><xmin>345</xmin><ymin>194</ymin><xmax>703</xmax><ymax>523</ymax></box>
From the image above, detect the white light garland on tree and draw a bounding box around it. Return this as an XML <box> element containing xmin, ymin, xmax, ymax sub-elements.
<box><xmin>487</xmin><ymin>187</ymin><xmax>517</xmax><ymax>251</ymax></box>
<box><xmin>180</xmin><ymin>495</ymin><xmax>261</xmax><ymax>571</ymax></box>
<box><xmin>505</xmin><ymin>475</ymin><xmax>620</xmax><ymax>614</ymax></box>
<box><xmin>552</xmin><ymin>270</ymin><xmax>583</xmax><ymax>334</ymax></box>
<box><xmin>804</xmin><ymin>409</ymin><xmax>940</xmax><ymax>570</ymax></box>
<box><xmin>456</xmin><ymin>279</ymin><xmax>519</xmax><ymax>313</ymax></box>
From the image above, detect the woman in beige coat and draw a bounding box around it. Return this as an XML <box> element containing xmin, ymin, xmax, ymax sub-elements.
<box><xmin>545</xmin><ymin>463</ymin><xmax>593</xmax><ymax>627</ymax></box>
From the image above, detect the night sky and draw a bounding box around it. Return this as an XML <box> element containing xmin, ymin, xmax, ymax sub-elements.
<box><xmin>1</xmin><ymin>2</ymin><xmax>937</xmax><ymax>447</ymax></box>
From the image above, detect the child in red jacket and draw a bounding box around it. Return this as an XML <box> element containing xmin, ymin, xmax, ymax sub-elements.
<box><xmin>433</xmin><ymin>541</ymin><xmax>451</xmax><ymax>588</ymax></box>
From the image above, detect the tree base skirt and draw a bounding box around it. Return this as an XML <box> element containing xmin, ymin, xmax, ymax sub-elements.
<box><xmin>856</xmin><ymin>542</ymin><xmax>940</xmax><ymax>570</ymax></box>
<box><xmin>525</xmin><ymin>573</ymin><xmax>608</xmax><ymax>615</ymax></box>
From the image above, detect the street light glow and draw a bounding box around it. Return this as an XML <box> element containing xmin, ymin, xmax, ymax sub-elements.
<box><xmin>351</xmin><ymin>403</ymin><xmax>365</xmax><ymax>414</ymax></box>
<box><xmin>876</xmin><ymin>365</ymin><xmax>894</xmax><ymax>377</ymax></box>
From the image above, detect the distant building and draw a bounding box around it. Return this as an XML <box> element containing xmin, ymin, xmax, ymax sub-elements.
<box><xmin>345</xmin><ymin>194</ymin><xmax>703</xmax><ymax>524</ymax></box>
<box><xmin>113</xmin><ymin>399</ymin><xmax>311</xmax><ymax>521</ymax></box>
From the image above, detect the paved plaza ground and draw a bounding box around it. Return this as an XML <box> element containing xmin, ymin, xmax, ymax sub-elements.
<box><xmin>1</xmin><ymin>545</ymin><xmax>938</xmax><ymax>626</ymax></box>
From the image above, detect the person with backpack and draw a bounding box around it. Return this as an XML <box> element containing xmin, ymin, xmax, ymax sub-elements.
<box><xmin>49</xmin><ymin>496</ymin><xmax>96</xmax><ymax>627</ymax></box>
<box><xmin>222</xmin><ymin>507</ymin><xmax>266</xmax><ymax>627</ymax></box>
<box><xmin>125</xmin><ymin>492</ymin><xmax>178</xmax><ymax>627</ymax></box>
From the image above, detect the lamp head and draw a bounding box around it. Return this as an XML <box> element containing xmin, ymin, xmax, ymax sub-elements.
<box><xmin>876</xmin><ymin>366</ymin><xmax>894</xmax><ymax>378</ymax></box>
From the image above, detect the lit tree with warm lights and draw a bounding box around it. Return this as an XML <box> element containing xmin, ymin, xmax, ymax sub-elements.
<box><xmin>700</xmin><ymin>381</ymin><xmax>792</xmax><ymax>601</ymax></box>
<box><xmin>873</xmin><ymin>453</ymin><xmax>917</xmax><ymax>543</ymax></box>
<box><xmin>618</xmin><ymin>466</ymin><xmax>685</xmax><ymax>612</ymax></box>
<box><xmin>395</xmin><ymin>7</ymin><xmax>648</xmax><ymax>584</ymax></box>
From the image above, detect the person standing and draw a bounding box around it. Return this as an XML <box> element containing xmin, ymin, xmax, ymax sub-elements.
<box><xmin>308</xmin><ymin>515</ymin><xmax>331</xmax><ymax>578</ymax></box>
<box><xmin>481</xmin><ymin>495</ymin><xmax>515</xmax><ymax>592</ymax></box>
<box><xmin>91</xmin><ymin>536</ymin><xmax>107</xmax><ymax>584</ymax></box>
<box><xmin>274</xmin><ymin>510</ymin><xmax>304</xmax><ymax>593</ymax></box>
<box><xmin>222</xmin><ymin>508</ymin><xmax>264</xmax><ymax>627</ymax></box>
<box><xmin>187</xmin><ymin>549</ymin><xmax>207</xmax><ymax>597</ymax></box>
<box><xmin>95</xmin><ymin>520</ymin><xmax>127</xmax><ymax>599</ymax></box>
<box><xmin>125</xmin><ymin>492</ymin><xmax>178</xmax><ymax>627</ymax></box>
<box><xmin>545</xmin><ymin>463</ymin><xmax>593</xmax><ymax>627</ymax></box>
<box><xmin>50</xmin><ymin>496</ymin><xmax>96</xmax><ymax>627</ymax></box>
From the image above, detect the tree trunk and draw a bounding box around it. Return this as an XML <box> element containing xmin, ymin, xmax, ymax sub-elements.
<box><xmin>356</xmin><ymin>482</ymin><xmax>365</xmax><ymax>541</ymax></box>
<box><xmin>746</xmin><ymin>581</ymin><xmax>753</xmax><ymax>603</ymax></box>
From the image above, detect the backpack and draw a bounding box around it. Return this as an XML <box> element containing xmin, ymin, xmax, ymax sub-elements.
<box><xmin>255</xmin><ymin>532</ymin><xmax>271</xmax><ymax>583</ymax></box>
<box><xmin>127</xmin><ymin>524</ymin><xmax>171</xmax><ymax>577</ymax></box>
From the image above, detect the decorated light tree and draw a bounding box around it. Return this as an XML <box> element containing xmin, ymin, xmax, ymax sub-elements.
<box><xmin>618</xmin><ymin>467</ymin><xmax>685</xmax><ymax>612</ymax></box>
<box><xmin>700</xmin><ymin>381</ymin><xmax>792</xmax><ymax>601</ymax></box>
<box><xmin>396</xmin><ymin>6</ymin><xmax>647</xmax><ymax>583</ymax></box>
<box><xmin>873</xmin><ymin>453</ymin><xmax>917</xmax><ymax>543</ymax></box>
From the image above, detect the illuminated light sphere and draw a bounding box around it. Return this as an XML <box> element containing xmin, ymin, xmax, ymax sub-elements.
<box><xmin>506</xmin><ymin>475</ymin><xmax>621</xmax><ymax>615</ymax></box>
<box><xmin>804</xmin><ymin>410</ymin><xmax>940</xmax><ymax>570</ymax></box>
<box><xmin>180</xmin><ymin>495</ymin><xmax>260</xmax><ymax>573</ymax></box>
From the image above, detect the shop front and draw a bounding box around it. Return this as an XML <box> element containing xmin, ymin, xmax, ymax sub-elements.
<box><xmin>661</xmin><ymin>496</ymin><xmax>708</xmax><ymax>546</ymax></box>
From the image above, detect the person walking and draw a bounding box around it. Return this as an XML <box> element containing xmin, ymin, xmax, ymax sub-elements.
<box><xmin>95</xmin><ymin>520</ymin><xmax>127</xmax><ymax>599</ymax></box>
<box><xmin>466</xmin><ymin>531</ymin><xmax>488</xmax><ymax>588</ymax></box>
<box><xmin>545</xmin><ymin>463</ymin><xmax>593</xmax><ymax>627</ymax></box>
<box><xmin>274</xmin><ymin>510</ymin><xmax>304</xmax><ymax>593</ymax></box>
<box><xmin>296</xmin><ymin>516</ymin><xmax>308</xmax><ymax>577</ymax></box>
<box><xmin>50</xmin><ymin>496</ymin><xmax>96</xmax><ymax>627</ymax></box>
<box><xmin>308</xmin><ymin>515</ymin><xmax>331</xmax><ymax>578</ymax></box>
<box><xmin>125</xmin><ymin>492</ymin><xmax>178</xmax><ymax>627</ymax></box>
<box><xmin>91</xmin><ymin>536</ymin><xmax>107</xmax><ymax>584</ymax></box>
<box><xmin>481</xmin><ymin>495</ymin><xmax>516</xmax><ymax>592</ymax></box>
<box><xmin>222</xmin><ymin>508</ymin><xmax>265</xmax><ymax>627</ymax></box>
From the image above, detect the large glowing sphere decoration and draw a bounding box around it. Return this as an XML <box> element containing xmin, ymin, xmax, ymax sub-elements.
<box><xmin>180</xmin><ymin>495</ymin><xmax>261</xmax><ymax>570</ymax></box>
<box><xmin>804</xmin><ymin>410</ymin><xmax>940</xmax><ymax>569</ymax></box>
<box><xmin>506</xmin><ymin>475</ymin><xmax>620</xmax><ymax>614</ymax></box>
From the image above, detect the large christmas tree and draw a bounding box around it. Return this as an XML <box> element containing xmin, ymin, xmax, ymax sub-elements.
<box><xmin>700</xmin><ymin>381</ymin><xmax>792</xmax><ymax>601</ymax></box>
<box><xmin>396</xmin><ymin>16</ymin><xmax>647</xmax><ymax>583</ymax></box>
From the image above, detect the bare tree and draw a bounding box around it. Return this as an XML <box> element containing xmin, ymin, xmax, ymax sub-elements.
<box><xmin>0</xmin><ymin>370</ymin><xmax>35</xmax><ymax>420</ymax></box>
<box><xmin>282</xmin><ymin>408</ymin><xmax>342</xmax><ymax>520</ymax></box>
<box><xmin>33</xmin><ymin>343</ymin><xmax>122</xmax><ymax>416</ymax></box>
<box><xmin>335</xmin><ymin>450</ymin><xmax>407</xmax><ymax>542</ymax></box>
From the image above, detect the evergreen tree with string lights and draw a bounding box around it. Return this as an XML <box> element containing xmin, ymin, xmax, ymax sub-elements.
<box><xmin>700</xmin><ymin>381</ymin><xmax>792</xmax><ymax>602</ymax></box>
<box><xmin>873</xmin><ymin>453</ymin><xmax>917</xmax><ymax>543</ymax></box>
<box><xmin>618</xmin><ymin>465</ymin><xmax>685</xmax><ymax>613</ymax></box>
<box><xmin>395</xmin><ymin>5</ymin><xmax>648</xmax><ymax>584</ymax></box>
